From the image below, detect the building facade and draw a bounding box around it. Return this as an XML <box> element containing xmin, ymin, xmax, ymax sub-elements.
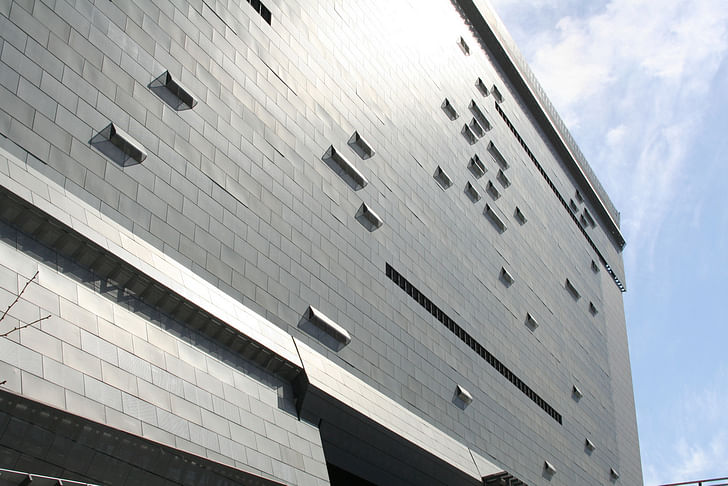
<box><xmin>0</xmin><ymin>0</ymin><xmax>642</xmax><ymax>484</ymax></box>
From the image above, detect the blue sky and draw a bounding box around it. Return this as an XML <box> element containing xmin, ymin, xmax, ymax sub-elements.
<box><xmin>488</xmin><ymin>0</ymin><xmax>728</xmax><ymax>484</ymax></box>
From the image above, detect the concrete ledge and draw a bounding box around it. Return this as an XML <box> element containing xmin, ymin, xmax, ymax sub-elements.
<box><xmin>0</xmin><ymin>147</ymin><xmax>302</xmax><ymax>373</ymax></box>
<box><xmin>295</xmin><ymin>338</ymin><xmax>503</xmax><ymax>483</ymax></box>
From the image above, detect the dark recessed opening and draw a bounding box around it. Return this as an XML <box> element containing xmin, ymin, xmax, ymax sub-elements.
<box><xmin>327</xmin><ymin>463</ymin><xmax>379</xmax><ymax>486</ymax></box>
<box><xmin>385</xmin><ymin>263</ymin><xmax>562</xmax><ymax>424</ymax></box>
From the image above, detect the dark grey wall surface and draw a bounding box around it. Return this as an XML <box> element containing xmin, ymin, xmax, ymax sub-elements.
<box><xmin>0</xmin><ymin>0</ymin><xmax>642</xmax><ymax>484</ymax></box>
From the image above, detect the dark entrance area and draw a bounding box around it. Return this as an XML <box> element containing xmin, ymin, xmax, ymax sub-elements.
<box><xmin>327</xmin><ymin>462</ymin><xmax>379</xmax><ymax>486</ymax></box>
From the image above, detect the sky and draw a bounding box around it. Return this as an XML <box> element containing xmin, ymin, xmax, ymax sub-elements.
<box><xmin>487</xmin><ymin>0</ymin><xmax>728</xmax><ymax>484</ymax></box>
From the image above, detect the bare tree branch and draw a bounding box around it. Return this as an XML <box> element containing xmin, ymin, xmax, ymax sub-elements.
<box><xmin>1</xmin><ymin>271</ymin><xmax>51</xmax><ymax>388</ymax></box>
<box><xmin>0</xmin><ymin>314</ymin><xmax>52</xmax><ymax>338</ymax></box>
<box><xmin>0</xmin><ymin>270</ymin><xmax>40</xmax><ymax>324</ymax></box>
<box><xmin>1</xmin><ymin>270</ymin><xmax>52</xmax><ymax>387</ymax></box>
<box><xmin>0</xmin><ymin>269</ymin><xmax>51</xmax><ymax>336</ymax></box>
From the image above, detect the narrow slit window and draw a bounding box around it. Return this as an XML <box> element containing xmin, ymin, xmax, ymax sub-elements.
<box><xmin>514</xmin><ymin>206</ymin><xmax>527</xmax><ymax>224</ymax></box>
<box><xmin>486</xmin><ymin>180</ymin><xmax>500</xmax><ymax>199</ymax></box>
<box><xmin>92</xmin><ymin>123</ymin><xmax>147</xmax><ymax>165</ymax></box>
<box><xmin>322</xmin><ymin>145</ymin><xmax>368</xmax><ymax>189</ymax></box>
<box><xmin>455</xmin><ymin>384</ymin><xmax>473</xmax><ymax>405</ymax></box>
<box><xmin>469</xmin><ymin>100</ymin><xmax>491</xmax><ymax>130</ymax></box>
<box><xmin>476</xmin><ymin>77</ymin><xmax>489</xmax><ymax>96</ymax></box>
<box><xmin>468</xmin><ymin>154</ymin><xmax>486</xmax><ymax>177</ymax></box>
<box><xmin>247</xmin><ymin>0</ymin><xmax>272</xmax><ymax>24</ymax></box>
<box><xmin>470</xmin><ymin>118</ymin><xmax>485</xmax><ymax>138</ymax></box>
<box><xmin>591</xmin><ymin>260</ymin><xmax>600</xmax><ymax>273</ymax></box>
<box><xmin>434</xmin><ymin>166</ymin><xmax>453</xmax><ymax>189</ymax></box>
<box><xmin>465</xmin><ymin>181</ymin><xmax>481</xmax><ymax>202</ymax></box>
<box><xmin>108</xmin><ymin>124</ymin><xmax>147</xmax><ymax>163</ymax></box>
<box><xmin>458</xmin><ymin>36</ymin><xmax>470</xmax><ymax>55</ymax></box>
<box><xmin>161</xmin><ymin>71</ymin><xmax>197</xmax><ymax>109</ymax></box>
<box><xmin>492</xmin><ymin>85</ymin><xmax>504</xmax><ymax>103</ymax></box>
<box><xmin>589</xmin><ymin>302</ymin><xmax>598</xmax><ymax>315</ymax></box>
<box><xmin>569</xmin><ymin>199</ymin><xmax>578</xmax><ymax>212</ymax></box>
<box><xmin>585</xmin><ymin>438</ymin><xmax>596</xmax><ymax>452</ymax></box>
<box><xmin>306</xmin><ymin>306</ymin><xmax>352</xmax><ymax>345</ymax></box>
<box><xmin>485</xmin><ymin>204</ymin><xmax>506</xmax><ymax>233</ymax></box>
<box><xmin>259</xmin><ymin>4</ymin><xmax>272</xmax><ymax>24</ymax></box>
<box><xmin>487</xmin><ymin>141</ymin><xmax>509</xmax><ymax>169</ymax></box>
<box><xmin>441</xmin><ymin>98</ymin><xmax>458</xmax><ymax>120</ymax></box>
<box><xmin>461</xmin><ymin>124</ymin><xmax>477</xmax><ymax>145</ymax></box>
<box><xmin>348</xmin><ymin>131</ymin><xmax>375</xmax><ymax>159</ymax></box>
<box><xmin>565</xmin><ymin>278</ymin><xmax>581</xmax><ymax>300</ymax></box>
<box><xmin>496</xmin><ymin>169</ymin><xmax>510</xmax><ymax>188</ymax></box>
<box><xmin>500</xmin><ymin>267</ymin><xmax>514</xmax><ymax>286</ymax></box>
<box><xmin>356</xmin><ymin>202</ymin><xmax>383</xmax><ymax>231</ymax></box>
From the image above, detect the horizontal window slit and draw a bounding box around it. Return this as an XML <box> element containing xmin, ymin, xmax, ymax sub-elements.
<box><xmin>385</xmin><ymin>263</ymin><xmax>560</xmax><ymax>422</ymax></box>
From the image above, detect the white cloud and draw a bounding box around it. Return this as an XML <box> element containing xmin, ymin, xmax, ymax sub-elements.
<box><xmin>606</xmin><ymin>124</ymin><xmax>626</xmax><ymax>147</ymax></box>
<box><xmin>643</xmin><ymin>436</ymin><xmax>728</xmax><ymax>486</ymax></box>
<box><xmin>642</xmin><ymin>367</ymin><xmax>728</xmax><ymax>485</ymax></box>
<box><xmin>527</xmin><ymin>0</ymin><xmax>728</xmax><ymax>95</ymax></box>
<box><xmin>508</xmin><ymin>0</ymin><xmax>728</xmax><ymax>269</ymax></box>
<box><xmin>529</xmin><ymin>15</ymin><xmax>614</xmax><ymax>124</ymax></box>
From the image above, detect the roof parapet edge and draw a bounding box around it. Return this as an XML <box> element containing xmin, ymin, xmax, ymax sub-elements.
<box><xmin>455</xmin><ymin>0</ymin><xmax>626</xmax><ymax>250</ymax></box>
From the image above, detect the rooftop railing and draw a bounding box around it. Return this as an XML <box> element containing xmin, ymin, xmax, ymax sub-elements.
<box><xmin>659</xmin><ymin>476</ymin><xmax>728</xmax><ymax>486</ymax></box>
